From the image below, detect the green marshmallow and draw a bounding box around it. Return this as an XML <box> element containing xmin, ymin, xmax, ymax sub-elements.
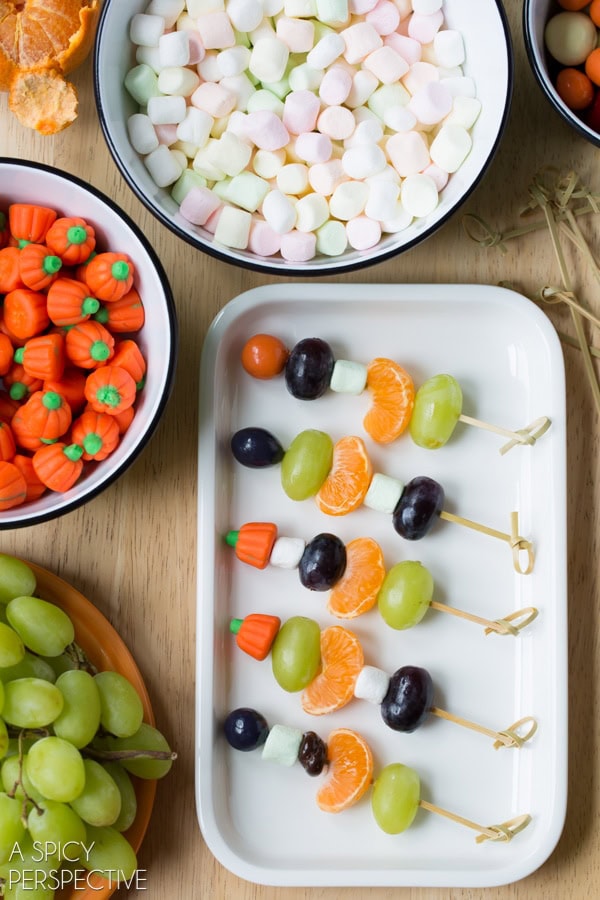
<box><xmin>124</xmin><ymin>64</ymin><xmax>160</xmax><ymax>106</ymax></box>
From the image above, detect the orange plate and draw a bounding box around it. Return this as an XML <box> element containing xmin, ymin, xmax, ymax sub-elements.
<box><xmin>25</xmin><ymin>560</ymin><xmax>156</xmax><ymax>900</ymax></box>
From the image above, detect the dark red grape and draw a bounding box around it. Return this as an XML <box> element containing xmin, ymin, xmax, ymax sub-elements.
<box><xmin>380</xmin><ymin>666</ymin><xmax>434</xmax><ymax>732</ymax></box>
<box><xmin>298</xmin><ymin>731</ymin><xmax>327</xmax><ymax>776</ymax></box>
<box><xmin>224</xmin><ymin>708</ymin><xmax>269</xmax><ymax>751</ymax></box>
<box><xmin>284</xmin><ymin>338</ymin><xmax>335</xmax><ymax>400</ymax></box>
<box><xmin>298</xmin><ymin>533</ymin><xmax>347</xmax><ymax>591</ymax></box>
<box><xmin>392</xmin><ymin>476</ymin><xmax>444</xmax><ymax>540</ymax></box>
<box><xmin>231</xmin><ymin>427</ymin><xmax>284</xmax><ymax>468</ymax></box>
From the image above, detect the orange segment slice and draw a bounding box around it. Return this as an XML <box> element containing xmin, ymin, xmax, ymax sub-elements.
<box><xmin>301</xmin><ymin>625</ymin><xmax>364</xmax><ymax>716</ymax></box>
<box><xmin>315</xmin><ymin>435</ymin><xmax>372</xmax><ymax>517</ymax></box>
<box><xmin>316</xmin><ymin>728</ymin><xmax>374</xmax><ymax>813</ymax></box>
<box><xmin>327</xmin><ymin>537</ymin><xmax>386</xmax><ymax>619</ymax></box>
<box><xmin>363</xmin><ymin>358</ymin><xmax>415</xmax><ymax>444</ymax></box>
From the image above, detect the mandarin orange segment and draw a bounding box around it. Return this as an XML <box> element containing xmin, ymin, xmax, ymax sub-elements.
<box><xmin>9</xmin><ymin>67</ymin><xmax>78</xmax><ymax>135</ymax></box>
<box><xmin>315</xmin><ymin>728</ymin><xmax>374</xmax><ymax>814</ymax></box>
<box><xmin>363</xmin><ymin>358</ymin><xmax>415</xmax><ymax>444</ymax></box>
<box><xmin>315</xmin><ymin>435</ymin><xmax>372</xmax><ymax>517</ymax></box>
<box><xmin>301</xmin><ymin>625</ymin><xmax>364</xmax><ymax>716</ymax></box>
<box><xmin>327</xmin><ymin>537</ymin><xmax>386</xmax><ymax>619</ymax></box>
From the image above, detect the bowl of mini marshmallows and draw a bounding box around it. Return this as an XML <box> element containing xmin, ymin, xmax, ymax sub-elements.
<box><xmin>94</xmin><ymin>0</ymin><xmax>513</xmax><ymax>275</ymax></box>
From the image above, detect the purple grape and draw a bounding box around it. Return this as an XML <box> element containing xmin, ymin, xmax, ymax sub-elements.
<box><xmin>224</xmin><ymin>708</ymin><xmax>269</xmax><ymax>751</ymax></box>
<box><xmin>298</xmin><ymin>533</ymin><xmax>346</xmax><ymax>591</ymax></box>
<box><xmin>285</xmin><ymin>338</ymin><xmax>335</xmax><ymax>400</ymax></box>
<box><xmin>380</xmin><ymin>666</ymin><xmax>434</xmax><ymax>733</ymax></box>
<box><xmin>231</xmin><ymin>427</ymin><xmax>284</xmax><ymax>468</ymax></box>
<box><xmin>392</xmin><ymin>476</ymin><xmax>445</xmax><ymax>540</ymax></box>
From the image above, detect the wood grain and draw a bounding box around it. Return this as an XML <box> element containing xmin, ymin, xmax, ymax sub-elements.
<box><xmin>0</xmin><ymin>2</ymin><xmax>598</xmax><ymax>898</ymax></box>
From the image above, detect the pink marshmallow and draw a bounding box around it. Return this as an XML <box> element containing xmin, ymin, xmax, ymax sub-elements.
<box><xmin>294</xmin><ymin>132</ymin><xmax>333</xmax><ymax>164</ymax></box>
<box><xmin>408</xmin><ymin>81</ymin><xmax>453</xmax><ymax>125</ymax></box>
<box><xmin>308</xmin><ymin>159</ymin><xmax>348</xmax><ymax>195</ymax></box>
<box><xmin>188</xmin><ymin>32</ymin><xmax>206</xmax><ymax>65</ymax></box>
<box><xmin>402</xmin><ymin>61</ymin><xmax>440</xmax><ymax>95</ymax></box>
<box><xmin>154</xmin><ymin>123</ymin><xmax>179</xmax><ymax>145</ymax></box>
<box><xmin>317</xmin><ymin>105</ymin><xmax>355</xmax><ymax>140</ymax></box>
<box><xmin>365</xmin><ymin>1</ymin><xmax>400</xmax><ymax>36</ymax></box>
<box><xmin>280</xmin><ymin>230</ymin><xmax>317</xmax><ymax>261</ymax></box>
<box><xmin>319</xmin><ymin>66</ymin><xmax>353</xmax><ymax>106</ymax></box>
<box><xmin>282</xmin><ymin>90</ymin><xmax>321</xmax><ymax>135</ymax></box>
<box><xmin>363</xmin><ymin>46</ymin><xmax>409</xmax><ymax>84</ymax></box>
<box><xmin>407</xmin><ymin>10</ymin><xmax>444</xmax><ymax>44</ymax></box>
<box><xmin>245</xmin><ymin>110</ymin><xmax>290</xmax><ymax>150</ymax></box>
<box><xmin>203</xmin><ymin>206</ymin><xmax>224</xmax><ymax>234</ymax></box>
<box><xmin>423</xmin><ymin>163</ymin><xmax>449</xmax><ymax>191</ymax></box>
<box><xmin>346</xmin><ymin>215</ymin><xmax>381</xmax><ymax>250</ymax></box>
<box><xmin>180</xmin><ymin>187</ymin><xmax>222</xmax><ymax>225</ymax></box>
<box><xmin>276</xmin><ymin>16</ymin><xmax>315</xmax><ymax>52</ymax></box>
<box><xmin>386</xmin><ymin>131</ymin><xmax>430</xmax><ymax>176</ymax></box>
<box><xmin>248</xmin><ymin>219</ymin><xmax>282</xmax><ymax>256</ymax></box>
<box><xmin>191</xmin><ymin>82</ymin><xmax>237</xmax><ymax>117</ymax></box>
<box><xmin>384</xmin><ymin>33</ymin><xmax>422</xmax><ymax>65</ymax></box>
<box><xmin>341</xmin><ymin>23</ymin><xmax>383</xmax><ymax>65</ymax></box>
<box><xmin>195</xmin><ymin>11</ymin><xmax>236</xmax><ymax>50</ymax></box>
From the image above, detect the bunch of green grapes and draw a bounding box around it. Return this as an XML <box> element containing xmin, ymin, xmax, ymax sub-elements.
<box><xmin>0</xmin><ymin>555</ymin><xmax>175</xmax><ymax>900</ymax></box>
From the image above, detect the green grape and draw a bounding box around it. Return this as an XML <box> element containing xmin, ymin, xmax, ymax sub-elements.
<box><xmin>2</xmin><ymin>679</ymin><xmax>64</xmax><ymax>729</ymax></box>
<box><xmin>53</xmin><ymin>670</ymin><xmax>101</xmax><ymax>749</ymax></box>
<box><xmin>377</xmin><ymin>561</ymin><xmax>434</xmax><ymax>630</ymax></box>
<box><xmin>409</xmin><ymin>374</ymin><xmax>463</xmax><ymax>450</ymax></box>
<box><xmin>280</xmin><ymin>429</ymin><xmax>333</xmax><ymax>501</ymax></box>
<box><xmin>2</xmin><ymin>883</ymin><xmax>55</xmax><ymax>899</ymax></box>
<box><xmin>271</xmin><ymin>616</ymin><xmax>321</xmax><ymax>692</ymax></box>
<box><xmin>25</xmin><ymin>737</ymin><xmax>85</xmax><ymax>803</ymax></box>
<box><xmin>0</xmin><ymin>834</ymin><xmax>59</xmax><ymax>896</ymax></box>
<box><xmin>0</xmin><ymin>680</ymin><xmax>4</xmax><ymax>715</ymax></box>
<box><xmin>6</xmin><ymin>598</ymin><xmax>74</xmax><ymax>658</ymax></box>
<box><xmin>5</xmin><ymin>739</ymin><xmax>36</xmax><ymax>759</ymax></box>
<box><xmin>0</xmin><ymin>717</ymin><xmax>8</xmax><ymax>760</ymax></box>
<box><xmin>76</xmin><ymin>825</ymin><xmax>137</xmax><ymax>882</ymax></box>
<box><xmin>0</xmin><ymin>557</ymin><xmax>36</xmax><ymax>606</ymax></box>
<box><xmin>2</xmin><ymin>755</ymin><xmax>45</xmax><ymax>804</ymax></box>
<box><xmin>69</xmin><ymin>760</ymin><xmax>121</xmax><ymax>828</ymax></box>
<box><xmin>0</xmin><ymin>792</ymin><xmax>26</xmax><ymax>864</ymax></box>
<box><xmin>371</xmin><ymin>763</ymin><xmax>421</xmax><ymax>834</ymax></box>
<box><xmin>105</xmin><ymin>723</ymin><xmax>174</xmax><ymax>780</ymax></box>
<box><xmin>0</xmin><ymin>623</ymin><xmax>25</xmax><ymax>668</ymax></box>
<box><xmin>102</xmin><ymin>763</ymin><xmax>137</xmax><ymax>833</ymax></box>
<box><xmin>27</xmin><ymin>799</ymin><xmax>86</xmax><ymax>855</ymax></box>
<box><xmin>0</xmin><ymin>653</ymin><xmax>56</xmax><ymax>685</ymax></box>
<box><xmin>94</xmin><ymin>672</ymin><xmax>143</xmax><ymax>739</ymax></box>
<box><xmin>39</xmin><ymin>654</ymin><xmax>76</xmax><ymax>679</ymax></box>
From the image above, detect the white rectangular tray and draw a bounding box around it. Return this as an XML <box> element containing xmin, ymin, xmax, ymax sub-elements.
<box><xmin>195</xmin><ymin>283</ymin><xmax>567</xmax><ymax>888</ymax></box>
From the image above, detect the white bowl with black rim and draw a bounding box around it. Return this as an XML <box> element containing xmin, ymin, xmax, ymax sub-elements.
<box><xmin>0</xmin><ymin>158</ymin><xmax>177</xmax><ymax>528</ymax></box>
<box><xmin>93</xmin><ymin>0</ymin><xmax>513</xmax><ymax>276</ymax></box>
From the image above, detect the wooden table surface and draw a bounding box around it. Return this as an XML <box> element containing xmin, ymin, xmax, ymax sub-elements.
<box><xmin>0</xmin><ymin>1</ymin><xmax>598</xmax><ymax>898</ymax></box>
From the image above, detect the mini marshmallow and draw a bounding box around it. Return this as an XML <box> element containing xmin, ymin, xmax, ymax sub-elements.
<box><xmin>288</xmin><ymin>63</ymin><xmax>324</xmax><ymax>91</ymax></box>
<box><xmin>264</xmin><ymin>0</ymin><xmax>285</xmax><ymax>12</ymax></box>
<box><xmin>444</xmin><ymin>96</ymin><xmax>481</xmax><ymax>129</ymax></box>
<box><xmin>130</xmin><ymin>14</ymin><xmax>165</xmax><ymax>48</ymax></box>
<box><xmin>171</xmin><ymin>169</ymin><xmax>208</xmax><ymax>205</ymax></box>
<box><xmin>346</xmin><ymin>215</ymin><xmax>381</xmax><ymax>249</ymax></box>
<box><xmin>362</xmin><ymin>45</ymin><xmax>408</xmax><ymax>84</ymax></box>
<box><xmin>341</xmin><ymin>143</ymin><xmax>386</xmax><ymax>178</ymax></box>
<box><xmin>217</xmin><ymin>45</ymin><xmax>251</xmax><ymax>76</ymax></box>
<box><xmin>294</xmin><ymin>131</ymin><xmax>332</xmax><ymax>163</ymax></box>
<box><xmin>349</xmin><ymin>0</ymin><xmax>378</xmax><ymax>13</ymax></box>
<box><xmin>329</xmin><ymin>180</ymin><xmax>369</xmax><ymax>219</ymax></box>
<box><xmin>253</xmin><ymin>148</ymin><xmax>287</xmax><ymax>178</ymax></box>
<box><xmin>248</xmin><ymin>220</ymin><xmax>283</xmax><ymax>257</ymax></box>
<box><xmin>341</xmin><ymin>22</ymin><xmax>382</xmax><ymax>64</ymax></box>
<box><xmin>187</xmin><ymin>31</ymin><xmax>206</xmax><ymax>65</ymax></box>
<box><xmin>295</xmin><ymin>193</ymin><xmax>329</xmax><ymax>231</ymax></box>
<box><xmin>159</xmin><ymin>31</ymin><xmax>190</xmax><ymax>68</ymax></box>
<box><xmin>384</xmin><ymin>32</ymin><xmax>422</xmax><ymax>65</ymax></box>
<box><xmin>136</xmin><ymin>45</ymin><xmax>163</xmax><ymax>74</ymax></box>
<box><xmin>364</xmin><ymin>178</ymin><xmax>400</xmax><ymax>221</ymax></box>
<box><xmin>219</xmin><ymin>74</ymin><xmax>256</xmax><ymax>111</ymax></box>
<box><xmin>173</xmin><ymin>138</ymin><xmax>198</xmax><ymax>158</ymax></box>
<box><xmin>353</xmin><ymin>665</ymin><xmax>390</xmax><ymax>705</ymax></box>
<box><xmin>440</xmin><ymin>75</ymin><xmax>476</xmax><ymax>98</ymax></box>
<box><xmin>176</xmin><ymin>11</ymin><xmax>197</xmax><ymax>29</ymax></box>
<box><xmin>400</xmin><ymin>173</ymin><xmax>439</xmax><ymax>217</ymax></box>
<box><xmin>225</xmin><ymin>109</ymin><xmax>250</xmax><ymax>138</ymax></box>
<box><xmin>246</xmin><ymin>110</ymin><xmax>290</xmax><ymax>150</ymax></box>
<box><xmin>262</xmin><ymin>189</ymin><xmax>297</xmax><ymax>233</ymax></box>
<box><xmin>422</xmin><ymin>163</ymin><xmax>449</xmax><ymax>191</ymax></box>
<box><xmin>192</xmin><ymin>145</ymin><xmax>226</xmax><ymax>180</ymax></box>
<box><xmin>386</xmin><ymin>131</ymin><xmax>430</xmax><ymax>176</ymax></box>
<box><xmin>344</xmin><ymin>117</ymin><xmax>382</xmax><ymax>147</ymax></box>
<box><xmin>430</xmin><ymin>124</ymin><xmax>472</xmax><ymax>173</ymax></box>
<box><xmin>283</xmin><ymin>90</ymin><xmax>321</xmax><ymax>134</ymax></box>
<box><xmin>367</xmin><ymin>83</ymin><xmax>410</xmax><ymax>119</ymax></box>
<box><xmin>433</xmin><ymin>29</ymin><xmax>465</xmax><ymax>68</ymax></box>
<box><xmin>316</xmin><ymin>219</ymin><xmax>348</xmax><ymax>255</ymax></box>
<box><xmin>308</xmin><ymin>158</ymin><xmax>347</xmax><ymax>195</ymax></box>
<box><xmin>277</xmin><ymin>162</ymin><xmax>309</xmax><ymax>195</ymax></box>
<box><xmin>144</xmin><ymin>144</ymin><xmax>184</xmax><ymax>187</ymax></box>
<box><xmin>364</xmin><ymin>472</ymin><xmax>404</xmax><ymax>513</ymax></box>
<box><xmin>127</xmin><ymin>114</ymin><xmax>160</xmax><ymax>155</ymax></box>
<box><xmin>408</xmin><ymin>9</ymin><xmax>444</xmax><ymax>44</ymax></box>
<box><xmin>213</xmin><ymin>204</ymin><xmax>253</xmax><ymax>248</ymax></box>
<box><xmin>157</xmin><ymin>65</ymin><xmax>200</xmax><ymax>96</ymax></box>
<box><xmin>210</xmin><ymin>175</ymin><xmax>232</xmax><ymax>200</ymax></box>
<box><xmin>249</xmin><ymin>38</ymin><xmax>290</xmax><ymax>83</ymax></box>
<box><xmin>176</xmin><ymin>106</ymin><xmax>214</xmax><ymax>147</ymax></box>
<box><xmin>365</xmin><ymin>0</ymin><xmax>400</xmax><ymax>36</ymax></box>
<box><xmin>284</xmin><ymin>0</ymin><xmax>317</xmax><ymax>16</ymax></box>
<box><xmin>192</xmin><ymin>82</ymin><xmax>237</xmax><ymax>117</ymax></box>
<box><xmin>412</xmin><ymin>0</ymin><xmax>443</xmax><ymax>12</ymax></box>
<box><xmin>226</xmin><ymin>0</ymin><xmax>264</xmax><ymax>31</ymax></box>
<box><xmin>196</xmin><ymin>12</ymin><xmax>236</xmax><ymax>50</ymax></box>
<box><xmin>203</xmin><ymin>206</ymin><xmax>223</xmax><ymax>234</ymax></box>
<box><xmin>225</xmin><ymin>171</ymin><xmax>270</xmax><ymax>211</ymax></box>
<box><xmin>316</xmin><ymin>0</ymin><xmax>349</xmax><ymax>25</ymax></box>
<box><xmin>345</xmin><ymin>69</ymin><xmax>378</xmax><ymax>108</ymax></box>
<box><xmin>147</xmin><ymin>0</ymin><xmax>185</xmax><ymax>27</ymax></box>
<box><xmin>280</xmin><ymin>230</ymin><xmax>317</xmax><ymax>261</ymax></box>
<box><xmin>147</xmin><ymin>94</ymin><xmax>187</xmax><ymax>125</ymax></box>
<box><xmin>381</xmin><ymin>202</ymin><xmax>413</xmax><ymax>233</ymax></box>
<box><xmin>196</xmin><ymin>51</ymin><xmax>222</xmax><ymax>83</ymax></box>
<box><xmin>276</xmin><ymin>16</ymin><xmax>316</xmax><ymax>52</ymax></box>
<box><xmin>154</xmin><ymin>123</ymin><xmax>179</xmax><ymax>145</ymax></box>
<box><xmin>124</xmin><ymin>65</ymin><xmax>160</xmax><ymax>106</ymax></box>
<box><xmin>261</xmin><ymin>724</ymin><xmax>303</xmax><ymax>766</ymax></box>
<box><xmin>317</xmin><ymin>105</ymin><xmax>355</xmax><ymax>140</ymax></box>
<box><xmin>307</xmin><ymin>32</ymin><xmax>345</xmax><ymax>68</ymax></box>
<box><xmin>408</xmin><ymin>80</ymin><xmax>453</xmax><ymax>125</ymax></box>
<box><xmin>395</xmin><ymin>0</ymin><xmax>412</xmax><ymax>17</ymax></box>
<box><xmin>215</xmin><ymin>131</ymin><xmax>253</xmax><ymax>175</ymax></box>
<box><xmin>249</xmin><ymin>19</ymin><xmax>276</xmax><ymax>42</ymax></box>
<box><xmin>384</xmin><ymin>105</ymin><xmax>417</xmax><ymax>132</ymax></box>
<box><xmin>329</xmin><ymin>359</ymin><xmax>367</xmax><ymax>393</ymax></box>
<box><xmin>269</xmin><ymin>536</ymin><xmax>306</xmax><ymax>568</ymax></box>
<box><xmin>188</xmin><ymin>0</ymin><xmax>225</xmax><ymax>11</ymax></box>
<box><xmin>246</xmin><ymin>89</ymin><xmax>285</xmax><ymax>116</ymax></box>
<box><xmin>402</xmin><ymin>60</ymin><xmax>439</xmax><ymax>95</ymax></box>
<box><xmin>319</xmin><ymin>65</ymin><xmax>352</xmax><ymax>105</ymax></box>
<box><xmin>211</xmin><ymin>115</ymin><xmax>230</xmax><ymax>138</ymax></box>
<box><xmin>179</xmin><ymin>186</ymin><xmax>222</xmax><ymax>224</ymax></box>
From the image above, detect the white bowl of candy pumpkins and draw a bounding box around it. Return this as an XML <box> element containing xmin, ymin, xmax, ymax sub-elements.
<box><xmin>93</xmin><ymin>0</ymin><xmax>513</xmax><ymax>274</ymax></box>
<box><xmin>0</xmin><ymin>159</ymin><xmax>177</xmax><ymax>528</ymax></box>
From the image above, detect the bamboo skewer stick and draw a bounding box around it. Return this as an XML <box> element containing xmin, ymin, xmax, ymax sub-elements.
<box><xmin>428</xmin><ymin>601</ymin><xmax>538</xmax><ymax>635</ymax></box>
<box><xmin>418</xmin><ymin>802</ymin><xmax>532</xmax><ymax>843</ymax></box>
<box><xmin>429</xmin><ymin>709</ymin><xmax>538</xmax><ymax>750</ymax></box>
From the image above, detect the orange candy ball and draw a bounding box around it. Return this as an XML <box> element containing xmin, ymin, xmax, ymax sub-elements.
<box><xmin>585</xmin><ymin>47</ymin><xmax>600</xmax><ymax>85</ymax></box>
<box><xmin>241</xmin><ymin>334</ymin><xmax>289</xmax><ymax>379</ymax></box>
<box><xmin>558</xmin><ymin>0</ymin><xmax>593</xmax><ymax>9</ymax></box>
<box><xmin>556</xmin><ymin>67</ymin><xmax>595</xmax><ymax>109</ymax></box>
<box><xmin>590</xmin><ymin>0</ymin><xmax>600</xmax><ymax>27</ymax></box>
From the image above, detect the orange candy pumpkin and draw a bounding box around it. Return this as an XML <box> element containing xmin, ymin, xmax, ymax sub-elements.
<box><xmin>84</xmin><ymin>252</ymin><xmax>135</xmax><ymax>302</ymax></box>
<box><xmin>32</xmin><ymin>442</ymin><xmax>83</xmax><ymax>493</ymax></box>
<box><xmin>84</xmin><ymin>365</ymin><xmax>136</xmax><ymax>416</ymax></box>
<box><xmin>45</xmin><ymin>217</ymin><xmax>96</xmax><ymax>265</ymax></box>
<box><xmin>0</xmin><ymin>461</ymin><xmax>27</xmax><ymax>510</ymax></box>
<box><xmin>65</xmin><ymin>321</ymin><xmax>115</xmax><ymax>369</ymax></box>
<box><xmin>19</xmin><ymin>390</ymin><xmax>72</xmax><ymax>441</ymax></box>
<box><xmin>47</xmin><ymin>277</ymin><xmax>100</xmax><ymax>326</ymax></box>
<box><xmin>71</xmin><ymin>410</ymin><xmax>120</xmax><ymax>461</ymax></box>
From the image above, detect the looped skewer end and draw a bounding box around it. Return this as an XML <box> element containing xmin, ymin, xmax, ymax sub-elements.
<box><xmin>461</xmin><ymin>214</ymin><xmax>508</xmax><ymax>252</ymax></box>
<box><xmin>475</xmin><ymin>814</ymin><xmax>532</xmax><ymax>844</ymax></box>
<box><xmin>492</xmin><ymin>716</ymin><xmax>538</xmax><ymax>750</ymax></box>
<box><xmin>499</xmin><ymin>416</ymin><xmax>552</xmax><ymax>455</ymax></box>
<box><xmin>484</xmin><ymin>606</ymin><xmax>539</xmax><ymax>636</ymax></box>
<box><xmin>509</xmin><ymin>511</ymin><xmax>535</xmax><ymax>575</ymax></box>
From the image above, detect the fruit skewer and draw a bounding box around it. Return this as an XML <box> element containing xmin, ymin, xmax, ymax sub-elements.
<box><xmin>241</xmin><ymin>334</ymin><xmax>551</xmax><ymax>454</ymax></box>
<box><xmin>230</xmin><ymin>428</ymin><xmax>535</xmax><ymax>575</ymax></box>
<box><xmin>226</xmin><ymin>523</ymin><xmax>538</xmax><ymax>635</ymax></box>
<box><xmin>224</xmin><ymin>708</ymin><xmax>532</xmax><ymax>841</ymax></box>
<box><xmin>229</xmin><ymin>616</ymin><xmax>537</xmax><ymax>750</ymax></box>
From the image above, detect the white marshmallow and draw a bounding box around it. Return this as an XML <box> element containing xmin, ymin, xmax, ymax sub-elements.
<box><xmin>364</xmin><ymin>178</ymin><xmax>400</xmax><ymax>221</ymax></box>
<box><xmin>295</xmin><ymin>193</ymin><xmax>329</xmax><ymax>231</ymax></box>
<box><xmin>444</xmin><ymin>96</ymin><xmax>482</xmax><ymax>129</ymax></box>
<box><xmin>308</xmin><ymin>159</ymin><xmax>347</xmax><ymax>195</ymax></box>
<box><xmin>263</xmin><ymin>0</ymin><xmax>284</xmax><ymax>12</ymax></box>
<box><xmin>187</xmin><ymin>0</ymin><xmax>225</xmax><ymax>12</ymax></box>
<box><xmin>363</xmin><ymin>472</ymin><xmax>404</xmax><ymax>513</ymax></box>
<box><xmin>411</xmin><ymin>0</ymin><xmax>442</xmax><ymax>12</ymax></box>
<box><xmin>383</xmin><ymin>105</ymin><xmax>417</xmax><ymax>132</ymax></box>
<box><xmin>135</xmin><ymin>45</ymin><xmax>164</xmax><ymax>74</ymax></box>
<box><xmin>440</xmin><ymin>75</ymin><xmax>477</xmax><ymax>98</ymax></box>
<box><xmin>193</xmin><ymin>145</ymin><xmax>226</xmax><ymax>179</ymax></box>
<box><xmin>215</xmin><ymin>132</ymin><xmax>253</xmax><ymax>175</ymax></box>
<box><xmin>147</xmin><ymin>0</ymin><xmax>185</xmax><ymax>27</ymax></box>
<box><xmin>147</xmin><ymin>94</ymin><xmax>187</xmax><ymax>125</ymax></box>
<box><xmin>176</xmin><ymin>106</ymin><xmax>214</xmax><ymax>147</ymax></box>
<box><xmin>217</xmin><ymin>45</ymin><xmax>251</xmax><ymax>76</ymax></box>
<box><xmin>159</xmin><ymin>30</ymin><xmax>190</xmax><ymax>67</ymax></box>
<box><xmin>430</xmin><ymin>124</ymin><xmax>472</xmax><ymax>173</ymax></box>
<box><xmin>353</xmin><ymin>665</ymin><xmax>390</xmax><ymax>704</ymax></box>
<box><xmin>422</xmin><ymin>163</ymin><xmax>448</xmax><ymax>191</ymax></box>
<box><xmin>130</xmin><ymin>14</ymin><xmax>165</xmax><ymax>47</ymax></box>
<box><xmin>197</xmin><ymin>51</ymin><xmax>222</xmax><ymax>82</ymax></box>
<box><xmin>270</xmin><ymin>536</ymin><xmax>305</xmax><ymax>568</ymax></box>
<box><xmin>226</xmin><ymin>0</ymin><xmax>264</xmax><ymax>31</ymax></box>
<box><xmin>315</xmin><ymin>0</ymin><xmax>349</xmax><ymax>25</ymax></box>
<box><xmin>345</xmin><ymin>69</ymin><xmax>378</xmax><ymax>109</ymax></box>
<box><xmin>317</xmin><ymin>105</ymin><xmax>355</xmax><ymax>140</ymax></box>
<box><xmin>249</xmin><ymin>38</ymin><xmax>290</xmax><ymax>82</ymax></box>
<box><xmin>380</xmin><ymin>202</ymin><xmax>413</xmax><ymax>233</ymax></box>
<box><xmin>262</xmin><ymin>190</ymin><xmax>297</xmax><ymax>233</ymax></box>
<box><xmin>288</xmin><ymin>63</ymin><xmax>324</xmax><ymax>91</ymax></box>
<box><xmin>400</xmin><ymin>173</ymin><xmax>439</xmax><ymax>217</ymax></box>
<box><xmin>307</xmin><ymin>32</ymin><xmax>345</xmax><ymax>68</ymax></box>
<box><xmin>261</xmin><ymin>724</ymin><xmax>302</xmax><ymax>766</ymax></box>
<box><xmin>329</xmin><ymin>359</ymin><xmax>367</xmax><ymax>394</ymax></box>
<box><xmin>144</xmin><ymin>144</ymin><xmax>184</xmax><ymax>187</ymax></box>
<box><xmin>253</xmin><ymin>148</ymin><xmax>286</xmax><ymax>178</ymax></box>
<box><xmin>219</xmin><ymin>74</ymin><xmax>256</xmax><ymax>111</ymax></box>
<box><xmin>213</xmin><ymin>204</ymin><xmax>253</xmax><ymax>248</ymax></box>
<box><xmin>433</xmin><ymin>29</ymin><xmax>465</xmax><ymax>68</ymax></box>
<box><xmin>344</xmin><ymin>118</ymin><xmax>383</xmax><ymax>147</ymax></box>
<box><xmin>157</xmin><ymin>65</ymin><xmax>200</xmax><ymax>95</ymax></box>
<box><xmin>294</xmin><ymin>132</ymin><xmax>332</xmax><ymax>163</ymax></box>
<box><xmin>316</xmin><ymin>219</ymin><xmax>348</xmax><ymax>255</ymax></box>
<box><xmin>127</xmin><ymin>114</ymin><xmax>160</xmax><ymax>155</ymax></box>
<box><xmin>408</xmin><ymin>80</ymin><xmax>453</xmax><ymax>125</ymax></box>
<box><xmin>284</xmin><ymin>0</ymin><xmax>317</xmax><ymax>15</ymax></box>
<box><xmin>341</xmin><ymin>144</ymin><xmax>386</xmax><ymax>179</ymax></box>
<box><xmin>329</xmin><ymin>180</ymin><xmax>369</xmax><ymax>219</ymax></box>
